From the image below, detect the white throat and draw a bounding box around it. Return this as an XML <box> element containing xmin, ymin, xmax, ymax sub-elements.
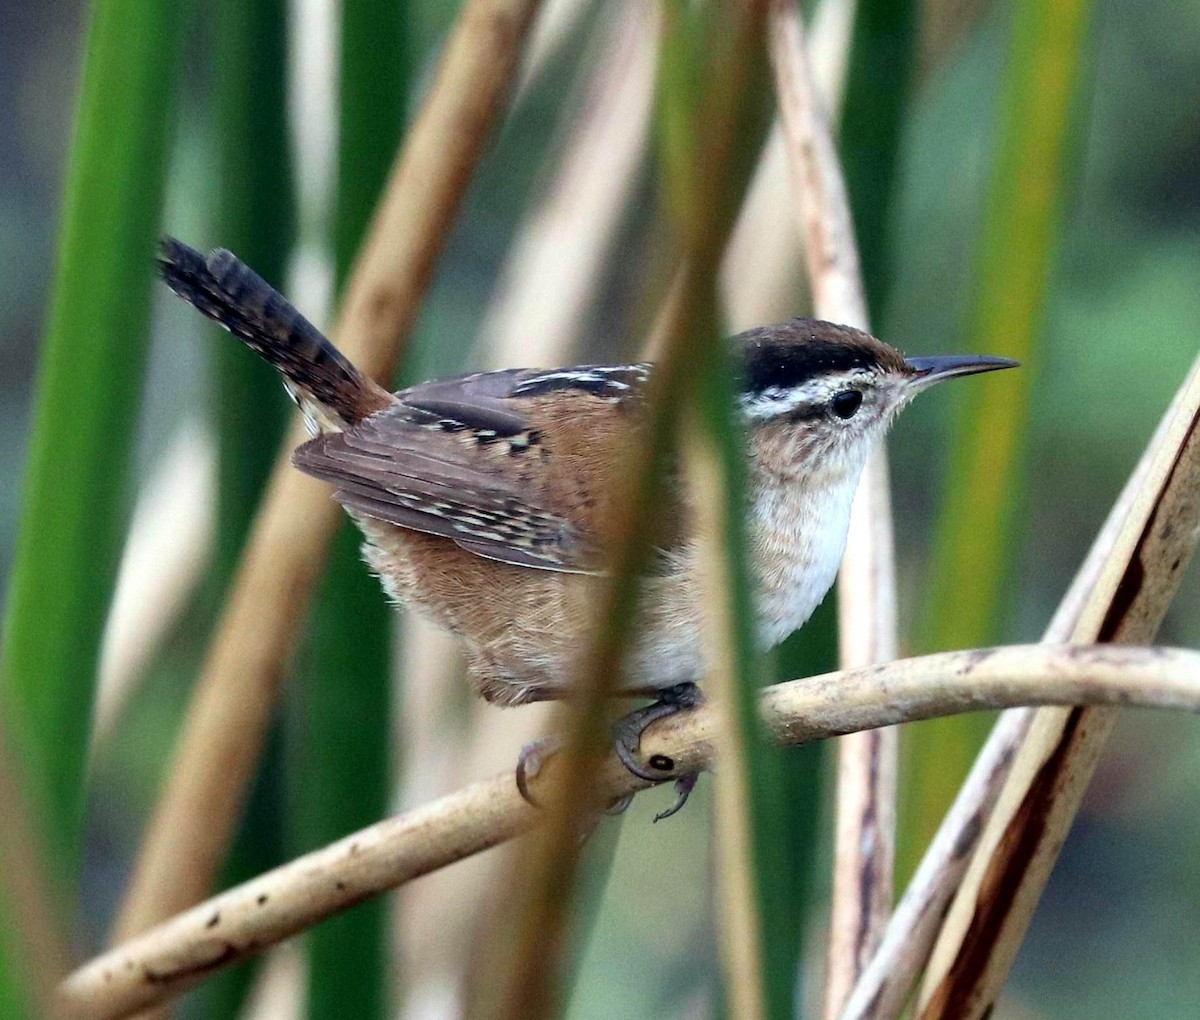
<box><xmin>748</xmin><ymin>459</ymin><xmax>865</xmax><ymax>649</ymax></box>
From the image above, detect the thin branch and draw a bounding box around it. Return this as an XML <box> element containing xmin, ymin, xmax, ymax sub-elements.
<box><xmin>59</xmin><ymin>642</ymin><xmax>1200</xmax><ymax>1020</ymax></box>
<box><xmin>918</xmin><ymin>350</ymin><xmax>1200</xmax><ymax>1019</ymax></box>
<box><xmin>112</xmin><ymin>0</ymin><xmax>545</xmax><ymax>941</ymax></box>
<box><xmin>767</xmin><ymin>3</ymin><xmax>897</xmax><ymax>1012</ymax></box>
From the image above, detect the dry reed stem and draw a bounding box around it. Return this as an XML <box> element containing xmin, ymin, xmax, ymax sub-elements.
<box><xmin>839</xmin><ymin>348</ymin><xmax>1181</xmax><ymax>1020</ymax></box>
<box><xmin>112</xmin><ymin>0</ymin><xmax>545</xmax><ymax>942</ymax></box>
<box><xmin>59</xmin><ymin>642</ymin><xmax>1200</xmax><ymax>1020</ymax></box>
<box><xmin>768</xmin><ymin>0</ymin><xmax>867</xmax><ymax>327</ymax></box>
<box><xmin>650</xmin><ymin>0</ymin><xmax>860</xmax><ymax>354</ymax></box>
<box><xmin>513</xmin><ymin>0</ymin><xmax>590</xmax><ymax>98</ymax></box>
<box><xmin>721</xmin><ymin>124</ymin><xmax>808</xmax><ymax>333</ymax></box>
<box><xmin>92</xmin><ymin>425</ymin><xmax>214</xmax><ymax>750</ymax></box>
<box><xmin>767</xmin><ymin>3</ymin><xmax>898</xmax><ymax>1013</ymax></box>
<box><xmin>481</xmin><ymin>0</ymin><xmax>657</xmax><ymax>366</ymax></box>
<box><xmin>95</xmin><ymin>0</ymin><xmax>583</xmax><ymax>780</ymax></box>
<box><xmin>825</xmin><ymin>463</ymin><xmax>899</xmax><ymax>1017</ymax></box>
<box><xmin>688</xmin><ymin>426</ymin><xmax>767</xmax><ymax>1020</ymax></box>
<box><xmin>837</xmin><ymin>710</ymin><xmax>1032</xmax><ymax>1020</ymax></box>
<box><xmin>917</xmin><ymin>351</ymin><xmax>1200</xmax><ymax>1019</ymax></box>
<box><xmin>722</xmin><ymin>0</ymin><xmax>857</xmax><ymax>332</ymax></box>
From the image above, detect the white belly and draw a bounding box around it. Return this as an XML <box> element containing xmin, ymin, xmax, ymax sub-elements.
<box><xmin>624</xmin><ymin>466</ymin><xmax>862</xmax><ymax>690</ymax></box>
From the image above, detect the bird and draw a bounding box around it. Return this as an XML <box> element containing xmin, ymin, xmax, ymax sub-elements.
<box><xmin>159</xmin><ymin>237</ymin><xmax>1017</xmax><ymax>818</ymax></box>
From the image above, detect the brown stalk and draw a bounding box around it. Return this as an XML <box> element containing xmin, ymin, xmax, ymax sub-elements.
<box><xmin>722</xmin><ymin>0</ymin><xmax>857</xmax><ymax>331</ymax></box>
<box><xmin>112</xmin><ymin>0</ymin><xmax>545</xmax><ymax>942</ymax></box>
<box><xmin>399</xmin><ymin>5</ymin><xmax>660</xmax><ymax>1009</ymax></box>
<box><xmin>837</xmin><ymin>345</ymin><xmax>1182</xmax><ymax>1020</ymax></box>
<box><xmin>916</xmin><ymin>351</ymin><xmax>1200</xmax><ymax>1019</ymax></box>
<box><xmin>59</xmin><ymin>641</ymin><xmax>1200</xmax><ymax>1020</ymax></box>
<box><xmin>768</xmin><ymin>0</ymin><xmax>868</xmax><ymax>327</ymax></box>
<box><xmin>451</xmin><ymin>2</ymin><xmax>829</xmax><ymax>1005</ymax></box>
<box><xmin>836</xmin><ymin>709</ymin><xmax>1033</xmax><ymax>1020</ymax></box>
<box><xmin>466</xmin><ymin>335</ymin><xmax>669</xmax><ymax>1020</ymax></box>
<box><xmin>655</xmin><ymin>8</ymin><xmax>772</xmax><ymax>1020</ymax></box>
<box><xmin>512</xmin><ymin>0</ymin><xmax>591</xmax><ymax>98</ymax></box>
<box><xmin>767</xmin><ymin>2</ymin><xmax>898</xmax><ymax>1013</ymax></box>
<box><xmin>470</xmin><ymin>8</ymin><xmax>770</xmax><ymax>1018</ymax></box>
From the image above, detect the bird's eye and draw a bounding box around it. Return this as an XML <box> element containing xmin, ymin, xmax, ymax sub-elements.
<box><xmin>830</xmin><ymin>390</ymin><xmax>863</xmax><ymax>419</ymax></box>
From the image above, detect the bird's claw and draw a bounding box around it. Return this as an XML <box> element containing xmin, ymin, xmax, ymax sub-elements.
<box><xmin>515</xmin><ymin>735</ymin><xmax>560</xmax><ymax>808</ymax></box>
<box><xmin>653</xmin><ymin>774</ymin><xmax>699</xmax><ymax>823</ymax></box>
<box><xmin>516</xmin><ymin>736</ymin><xmax>631</xmax><ymax>816</ymax></box>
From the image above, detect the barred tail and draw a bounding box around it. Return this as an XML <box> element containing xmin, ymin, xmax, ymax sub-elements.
<box><xmin>158</xmin><ymin>238</ymin><xmax>392</xmax><ymax>429</ymax></box>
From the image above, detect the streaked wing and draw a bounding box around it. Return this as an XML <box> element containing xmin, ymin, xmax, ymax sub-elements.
<box><xmin>292</xmin><ymin>366</ymin><xmax>648</xmax><ymax>572</ymax></box>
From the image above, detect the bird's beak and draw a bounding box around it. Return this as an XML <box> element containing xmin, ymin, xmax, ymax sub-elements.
<box><xmin>904</xmin><ymin>354</ymin><xmax>1019</xmax><ymax>390</ymax></box>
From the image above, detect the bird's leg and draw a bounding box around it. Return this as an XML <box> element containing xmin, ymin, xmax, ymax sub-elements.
<box><xmin>612</xmin><ymin>681</ymin><xmax>704</xmax><ymax>819</ymax></box>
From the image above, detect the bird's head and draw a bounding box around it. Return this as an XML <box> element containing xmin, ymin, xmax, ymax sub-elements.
<box><xmin>737</xmin><ymin>318</ymin><xmax>1017</xmax><ymax>478</ymax></box>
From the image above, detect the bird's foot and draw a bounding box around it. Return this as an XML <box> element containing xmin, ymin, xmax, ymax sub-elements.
<box><xmin>513</xmin><ymin>681</ymin><xmax>704</xmax><ymax>820</ymax></box>
<box><xmin>612</xmin><ymin>681</ymin><xmax>704</xmax><ymax>820</ymax></box>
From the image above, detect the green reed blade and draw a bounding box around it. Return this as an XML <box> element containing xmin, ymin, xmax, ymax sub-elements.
<box><xmin>196</xmin><ymin>4</ymin><xmax>296</xmax><ymax>1015</ymax></box>
<box><xmin>296</xmin><ymin>2</ymin><xmax>409</xmax><ymax>1017</ymax></box>
<box><xmin>0</xmin><ymin>0</ymin><xmax>182</xmax><ymax>1013</ymax></box>
<box><xmin>903</xmin><ymin>0</ymin><xmax>1095</xmax><ymax>875</ymax></box>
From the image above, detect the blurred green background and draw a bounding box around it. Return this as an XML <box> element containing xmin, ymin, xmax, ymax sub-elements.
<box><xmin>1</xmin><ymin>1</ymin><xmax>1199</xmax><ymax>1018</ymax></box>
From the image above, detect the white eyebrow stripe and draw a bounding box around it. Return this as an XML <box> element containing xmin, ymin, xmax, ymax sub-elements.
<box><xmin>738</xmin><ymin>368</ymin><xmax>875</xmax><ymax>420</ymax></box>
<box><xmin>739</xmin><ymin>391</ymin><xmax>817</xmax><ymax>420</ymax></box>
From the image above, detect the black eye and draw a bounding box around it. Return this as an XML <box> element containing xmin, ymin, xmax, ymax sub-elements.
<box><xmin>830</xmin><ymin>390</ymin><xmax>863</xmax><ymax>419</ymax></box>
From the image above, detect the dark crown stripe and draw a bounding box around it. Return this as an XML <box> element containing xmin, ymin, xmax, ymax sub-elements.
<box><xmin>736</xmin><ymin>319</ymin><xmax>904</xmax><ymax>395</ymax></box>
